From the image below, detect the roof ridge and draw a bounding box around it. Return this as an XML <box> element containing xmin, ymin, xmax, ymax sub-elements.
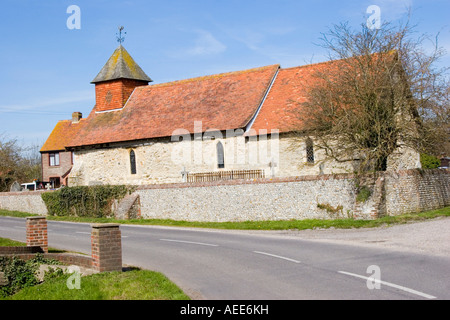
<box><xmin>146</xmin><ymin>64</ymin><xmax>280</xmax><ymax>89</ymax></box>
<box><xmin>280</xmin><ymin>59</ymin><xmax>341</xmax><ymax>71</ymax></box>
<box><xmin>57</xmin><ymin>118</ymin><xmax>86</xmax><ymax>124</ymax></box>
<box><xmin>281</xmin><ymin>51</ymin><xmax>398</xmax><ymax>72</ymax></box>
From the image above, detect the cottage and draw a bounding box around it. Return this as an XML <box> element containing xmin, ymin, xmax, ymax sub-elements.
<box><xmin>40</xmin><ymin>111</ymin><xmax>84</xmax><ymax>187</ymax></box>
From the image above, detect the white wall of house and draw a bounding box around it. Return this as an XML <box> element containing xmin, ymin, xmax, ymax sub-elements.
<box><xmin>68</xmin><ymin>133</ymin><xmax>420</xmax><ymax>186</ymax></box>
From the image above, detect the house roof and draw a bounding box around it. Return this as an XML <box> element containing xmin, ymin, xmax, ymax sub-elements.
<box><xmin>40</xmin><ymin>119</ymin><xmax>86</xmax><ymax>152</ymax></box>
<box><xmin>91</xmin><ymin>45</ymin><xmax>152</xmax><ymax>84</ymax></box>
<box><xmin>67</xmin><ymin>64</ymin><xmax>280</xmax><ymax>148</ymax></box>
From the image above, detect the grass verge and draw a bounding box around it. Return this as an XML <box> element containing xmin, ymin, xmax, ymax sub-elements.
<box><xmin>2</xmin><ymin>206</ymin><xmax>449</xmax><ymax>231</ymax></box>
<box><xmin>0</xmin><ymin>237</ymin><xmax>26</xmax><ymax>247</ymax></box>
<box><xmin>0</xmin><ymin>237</ymin><xmax>190</xmax><ymax>300</ymax></box>
<box><xmin>2</xmin><ymin>268</ymin><xmax>190</xmax><ymax>300</ymax></box>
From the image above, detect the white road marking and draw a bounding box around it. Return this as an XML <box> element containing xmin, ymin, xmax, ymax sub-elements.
<box><xmin>338</xmin><ymin>271</ymin><xmax>437</xmax><ymax>300</ymax></box>
<box><xmin>253</xmin><ymin>251</ymin><xmax>301</xmax><ymax>264</ymax></box>
<box><xmin>76</xmin><ymin>231</ymin><xmax>127</xmax><ymax>238</ymax></box>
<box><xmin>160</xmin><ymin>239</ymin><xmax>219</xmax><ymax>247</ymax></box>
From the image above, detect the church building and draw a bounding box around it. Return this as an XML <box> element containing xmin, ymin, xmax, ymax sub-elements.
<box><xmin>41</xmin><ymin>44</ymin><xmax>421</xmax><ymax>187</ymax></box>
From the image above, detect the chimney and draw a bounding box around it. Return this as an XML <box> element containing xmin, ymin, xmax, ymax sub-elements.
<box><xmin>72</xmin><ymin>112</ymin><xmax>82</xmax><ymax>124</ymax></box>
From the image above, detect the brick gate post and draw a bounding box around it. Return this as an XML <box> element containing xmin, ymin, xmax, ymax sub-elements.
<box><xmin>26</xmin><ymin>216</ymin><xmax>48</xmax><ymax>253</ymax></box>
<box><xmin>91</xmin><ymin>224</ymin><xmax>123</xmax><ymax>272</ymax></box>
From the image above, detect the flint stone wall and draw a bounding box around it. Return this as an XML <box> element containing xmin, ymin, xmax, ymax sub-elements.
<box><xmin>136</xmin><ymin>174</ymin><xmax>359</xmax><ymax>222</ymax></box>
<box><xmin>0</xmin><ymin>191</ymin><xmax>48</xmax><ymax>215</ymax></box>
<box><xmin>1</xmin><ymin>169</ymin><xmax>448</xmax><ymax>222</ymax></box>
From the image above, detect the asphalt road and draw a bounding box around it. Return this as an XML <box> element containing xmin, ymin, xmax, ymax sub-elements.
<box><xmin>1</xmin><ymin>216</ymin><xmax>449</xmax><ymax>300</ymax></box>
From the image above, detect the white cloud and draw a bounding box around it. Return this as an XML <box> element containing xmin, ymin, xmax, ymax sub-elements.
<box><xmin>231</xmin><ymin>29</ymin><xmax>266</xmax><ymax>51</ymax></box>
<box><xmin>186</xmin><ymin>30</ymin><xmax>227</xmax><ymax>56</ymax></box>
<box><xmin>0</xmin><ymin>90</ymin><xmax>93</xmax><ymax>115</ymax></box>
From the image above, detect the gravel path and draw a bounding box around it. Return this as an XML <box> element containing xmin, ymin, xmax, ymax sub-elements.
<box><xmin>275</xmin><ymin>216</ymin><xmax>450</xmax><ymax>258</ymax></box>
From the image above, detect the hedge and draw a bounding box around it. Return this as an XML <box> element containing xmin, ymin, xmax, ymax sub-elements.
<box><xmin>41</xmin><ymin>185</ymin><xmax>135</xmax><ymax>218</ymax></box>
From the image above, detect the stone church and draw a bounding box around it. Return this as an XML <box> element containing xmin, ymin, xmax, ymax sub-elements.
<box><xmin>40</xmin><ymin>44</ymin><xmax>421</xmax><ymax>187</ymax></box>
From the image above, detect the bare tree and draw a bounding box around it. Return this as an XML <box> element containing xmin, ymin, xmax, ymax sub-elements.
<box><xmin>0</xmin><ymin>133</ymin><xmax>42</xmax><ymax>192</ymax></box>
<box><xmin>297</xmin><ymin>19</ymin><xmax>449</xmax><ymax>174</ymax></box>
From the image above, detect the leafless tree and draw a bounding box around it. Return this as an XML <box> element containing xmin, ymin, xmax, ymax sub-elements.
<box><xmin>297</xmin><ymin>19</ymin><xmax>449</xmax><ymax>174</ymax></box>
<box><xmin>0</xmin><ymin>133</ymin><xmax>42</xmax><ymax>192</ymax></box>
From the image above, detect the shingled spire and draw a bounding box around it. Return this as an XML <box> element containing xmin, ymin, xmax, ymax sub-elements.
<box><xmin>92</xmin><ymin>44</ymin><xmax>152</xmax><ymax>112</ymax></box>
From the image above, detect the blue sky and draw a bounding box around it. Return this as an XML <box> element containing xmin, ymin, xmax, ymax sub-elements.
<box><xmin>0</xmin><ymin>0</ymin><xmax>449</xmax><ymax>148</ymax></box>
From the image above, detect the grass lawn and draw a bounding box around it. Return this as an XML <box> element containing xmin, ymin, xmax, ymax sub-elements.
<box><xmin>0</xmin><ymin>237</ymin><xmax>26</xmax><ymax>247</ymax></box>
<box><xmin>0</xmin><ymin>235</ymin><xmax>190</xmax><ymax>300</ymax></box>
<box><xmin>0</xmin><ymin>210</ymin><xmax>192</xmax><ymax>300</ymax></box>
<box><xmin>2</xmin><ymin>268</ymin><xmax>190</xmax><ymax>300</ymax></box>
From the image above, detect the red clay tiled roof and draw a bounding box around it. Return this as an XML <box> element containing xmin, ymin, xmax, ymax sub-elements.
<box><xmin>40</xmin><ymin>119</ymin><xmax>86</xmax><ymax>152</ymax></box>
<box><xmin>249</xmin><ymin>60</ymin><xmax>336</xmax><ymax>135</ymax></box>
<box><xmin>250</xmin><ymin>53</ymin><xmax>399</xmax><ymax>135</ymax></box>
<box><xmin>67</xmin><ymin>64</ymin><xmax>280</xmax><ymax>147</ymax></box>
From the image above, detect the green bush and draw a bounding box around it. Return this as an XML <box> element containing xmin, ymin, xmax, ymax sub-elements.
<box><xmin>420</xmin><ymin>154</ymin><xmax>441</xmax><ymax>169</ymax></box>
<box><xmin>0</xmin><ymin>254</ymin><xmax>62</xmax><ymax>297</ymax></box>
<box><xmin>42</xmin><ymin>185</ymin><xmax>135</xmax><ymax>218</ymax></box>
<box><xmin>356</xmin><ymin>186</ymin><xmax>372</xmax><ymax>203</ymax></box>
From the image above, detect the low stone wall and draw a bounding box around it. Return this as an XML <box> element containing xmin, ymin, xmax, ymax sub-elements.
<box><xmin>1</xmin><ymin>169</ymin><xmax>448</xmax><ymax>222</ymax></box>
<box><xmin>0</xmin><ymin>191</ymin><xmax>48</xmax><ymax>215</ymax></box>
<box><xmin>385</xmin><ymin>169</ymin><xmax>450</xmax><ymax>215</ymax></box>
<box><xmin>136</xmin><ymin>169</ymin><xmax>450</xmax><ymax>222</ymax></box>
<box><xmin>0</xmin><ymin>246</ymin><xmax>44</xmax><ymax>255</ymax></box>
<box><xmin>0</xmin><ymin>252</ymin><xmax>93</xmax><ymax>270</ymax></box>
<box><xmin>137</xmin><ymin>174</ymin><xmax>360</xmax><ymax>222</ymax></box>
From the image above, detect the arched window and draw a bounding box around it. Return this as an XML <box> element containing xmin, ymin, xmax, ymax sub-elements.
<box><xmin>306</xmin><ymin>138</ymin><xmax>315</xmax><ymax>164</ymax></box>
<box><xmin>130</xmin><ymin>150</ymin><xmax>137</xmax><ymax>175</ymax></box>
<box><xmin>217</xmin><ymin>142</ymin><xmax>225</xmax><ymax>169</ymax></box>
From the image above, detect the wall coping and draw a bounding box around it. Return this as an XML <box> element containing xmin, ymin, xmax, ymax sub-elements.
<box><xmin>0</xmin><ymin>190</ymin><xmax>51</xmax><ymax>197</ymax></box>
<box><xmin>137</xmin><ymin>169</ymin><xmax>449</xmax><ymax>191</ymax></box>
<box><xmin>26</xmin><ymin>216</ymin><xmax>47</xmax><ymax>220</ymax></box>
<box><xmin>137</xmin><ymin>173</ymin><xmax>356</xmax><ymax>191</ymax></box>
<box><xmin>92</xmin><ymin>223</ymin><xmax>121</xmax><ymax>229</ymax></box>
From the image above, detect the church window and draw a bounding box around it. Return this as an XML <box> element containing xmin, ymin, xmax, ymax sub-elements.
<box><xmin>130</xmin><ymin>150</ymin><xmax>137</xmax><ymax>175</ymax></box>
<box><xmin>217</xmin><ymin>142</ymin><xmax>225</xmax><ymax>169</ymax></box>
<box><xmin>306</xmin><ymin>138</ymin><xmax>315</xmax><ymax>164</ymax></box>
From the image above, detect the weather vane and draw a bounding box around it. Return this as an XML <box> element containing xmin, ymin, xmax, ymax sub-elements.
<box><xmin>116</xmin><ymin>26</ymin><xmax>126</xmax><ymax>44</ymax></box>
